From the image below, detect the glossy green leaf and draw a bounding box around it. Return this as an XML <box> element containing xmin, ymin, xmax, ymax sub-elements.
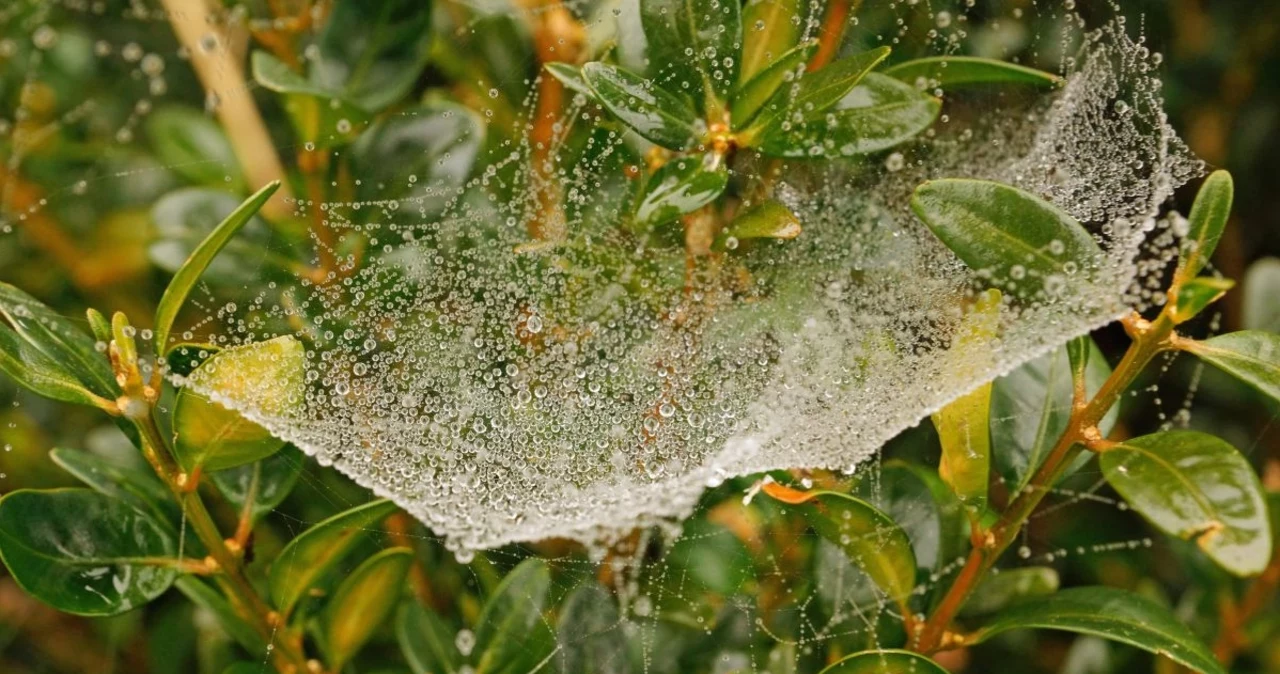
<box><xmin>714</xmin><ymin>199</ymin><xmax>801</xmax><ymax>250</ymax></box>
<box><xmin>731</xmin><ymin>40</ymin><xmax>816</xmax><ymax>128</ymax></box>
<box><xmin>1183</xmin><ymin>331</ymin><xmax>1280</xmax><ymax>404</ymax></box>
<box><xmin>210</xmin><ymin>445</ymin><xmax>304</xmax><ymax>525</ymax></box>
<box><xmin>153</xmin><ymin>181</ymin><xmax>279</xmax><ymax>357</ymax></box>
<box><xmin>634</xmin><ymin>157</ymin><xmax>728</xmax><ymax>229</ymax></box>
<box><xmin>145</xmin><ymin>106</ymin><xmax>244</xmax><ymax>191</ymax></box>
<box><xmin>765</xmin><ymin>484</ymin><xmax>916</xmax><ymax>605</ymax></box>
<box><xmin>0</xmin><ymin>489</ymin><xmax>177</xmax><ymax>616</ymax></box>
<box><xmin>350</xmin><ymin>103</ymin><xmax>484</xmax><ymax>204</ymax></box>
<box><xmin>557</xmin><ymin>582</ymin><xmax>632</xmax><ymax>674</ymax></box>
<box><xmin>0</xmin><ymin>282</ymin><xmax>117</xmax><ymax>398</ymax></box>
<box><xmin>819</xmin><ymin>650</ymin><xmax>948</xmax><ymax>673</ymax></box>
<box><xmin>175</xmin><ymin>577</ymin><xmax>267</xmax><ymax>653</ymax></box>
<box><xmin>931</xmin><ymin>290</ymin><xmax>1000</xmax><ymax>511</ymax></box>
<box><xmin>86</xmin><ymin>308</ymin><xmax>111</xmax><ymax>343</ymax></box>
<box><xmin>959</xmin><ymin>567</ymin><xmax>1060</xmax><ymax>617</ymax></box>
<box><xmin>754</xmin><ymin>73</ymin><xmax>940</xmax><ymax>157</ymax></box>
<box><xmin>748</xmin><ymin>46</ymin><xmax>891</xmax><ymax>136</ymax></box>
<box><xmin>1176</xmin><ymin>170</ymin><xmax>1233</xmax><ymax>284</ymax></box>
<box><xmin>474</xmin><ymin>558</ymin><xmax>555</xmax><ymax>674</ymax></box>
<box><xmin>991</xmin><ymin>338</ymin><xmax>1117</xmax><ymax>493</ymax></box>
<box><xmin>49</xmin><ymin>448</ymin><xmax>178</xmax><ymax>527</ymax></box>
<box><xmin>321</xmin><ymin>548</ymin><xmax>414</xmax><ymax>669</ymax></box>
<box><xmin>269</xmin><ymin>499</ymin><xmax>398</xmax><ymax>617</ymax></box>
<box><xmin>0</xmin><ymin>327</ymin><xmax>111</xmax><ymax>409</ymax></box>
<box><xmin>545</xmin><ymin>62</ymin><xmax>597</xmax><ymax>101</ymax></box>
<box><xmin>739</xmin><ymin>0</ymin><xmax>803</xmax><ymax>84</ymax></box>
<box><xmin>173</xmin><ymin>336</ymin><xmax>303</xmax><ymax>472</ymax></box>
<box><xmin>398</xmin><ymin>601</ymin><xmax>463</xmax><ymax>674</ymax></box>
<box><xmin>1100</xmin><ymin>430</ymin><xmax>1271</xmax><ymax>576</ymax></box>
<box><xmin>310</xmin><ymin>0</ymin><xmax>434</xmax><ymax>112</ymax></box>
<box><xmin>1172</xmin><ymin>276</ymin><xmax>1235</xmax><ymax>323</ymax></box>
<box><xmin>911</xmin><ymin>179</ymin><xmax>1102</xmax><ymax>300</ymax></box>
<box><xmin>640</xmin><ymin>0</ymin><xmax>741</xmax><ymax>114</ymax></box>
<box><xmin>883</xmin><ymin>56</ymin><xmax>1064</xmax><ymax>89</ymax></box>
<box><xmin>582</xmin><ymin>63</ymin><xmax>702</xmax><ymax>150</ymax></box>
<box><xmin>969</xmin><ymin>586</ymin><xmax>1225</xmax><ymax>674</ymax></box>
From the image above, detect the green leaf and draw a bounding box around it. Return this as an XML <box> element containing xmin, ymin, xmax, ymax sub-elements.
<box><xmin>959</xmin><ymin>567</ymin><xmax>1060</xmax><ymax>617</ymax></box>
<box><xmin>545</xmin><ymin>63</ymin><xmax>598</xmax><ymax>101</ymax></box>
<box><xmin>1183</xmin><ymin>331</ymin><xmax>1280</xmax><ymax>404</ymax></box>
<box><xmin>0</xmin><ymin>489</ymin><xmax>177</xmax><ymax>616</ymax></box>
<box><xmin>1176</xmin><ymin>170</ymin><xmax>1233</xmax><ymax>284</ymax></box>
<box><xmin>731</xmin><ymin>40</ymin><xmax>816</xmax><ymax>128</ymax></box>
<box><xmin>582</xmin><ymin>63</ymin><xmax>703</xmax><ymax>150</ymax></box>
<box><xmin>640</xmin><ymin>0</ymin><xmax>742</xmax><ymax>114</ymax></box>
<box><xmin>1100</xmin><ymin>430</ymin><xmax>1271</xmax><ymax>576</ymax></box>
<box><xmin>145</xmin><ymin>106</ymin><xmax>245</xmax><ymax>191</ymax></box>
<box><xmin>0</xmin><ymin>327</ymin><xmax>112</xmax><ymax>409</ymax></box>
<box><xmin>991</xmin><ymin>338</ymin><xmax>1117</xmax><ymax>493</ymax></box>
<box><xmin>883</xmin><ymin>56</ymin><xmax>1063</xmax><ymax>89</ymax></box>
<box><xmin>163</xmin><ymin>342</ymin><xmax>221</xmax><ymax>378</ymax></box>
<box><xmin>634</xmin><ymin>156</ymin><xmax>728</xmax><ymax>229</ymax></box>
<box><xmin>175</xmin><ymin>577</ymin><xmax>267</xmax><ymax>653</ymax></box>
<box><xmin>210</xmin><ymin>445</ymin><xmax>304</xmax><ymax>525</ymax></box>
<box><xmin>0</xmin><ymin>282</ymin><xmax>118</xmax><ymax>398</ymax></box>
<box><xmin>269</xmin><ymin>499</ymin><xmax>398</xmax><ymax>618</ymax></box>
<box><xmin>753</xmin><ymin>73</ymin><xmax>940</xmax><ymax>157</ymax></box>
<box><xmin>714</xmin><ymin>199</ymin><xmax>801</xmax><ymax>250</ymax></box>
<box><xmin>747</xmin><ymin>46</ymin><xmax>891</xmax><ymax>135</ymax></box>
<box><xmin>865</xmin><ymin>461</ymin><xmax>968</xmax><ymax>577</ymax></box>
<box><xmin>818</xmin><ymin>649</ymin><xmax>949</xmax><ymax>673</ymax></box>
<box><xmin>968</xmin><ymin>586</ymin><xmax>1225</xmax><ymax>674</ymax></box>
<box><xmin>765</xmin><ymin>484</ymin><xmax>916</xmax><ymax>606</ymax></box>
<box><xmin>910</xmin><ymin>179</ymin><xmax>1102</xmax><ymax>301</ymax></box>
<box><xmin>49</xmin><ymin>447</ymin><xmax>179</xmax><ymax>528</ymax></box>
<box><xmin>173</xmin><ymin>336</ymin><xmax>304</xmax><ymax>472</ymax></box>
<box><xmin>1243</xmin><ymin>257</ymin><xmax>1280</xmax><ymax>331</ymax></box>
<box><xmin>473</xmin><ymin>558</ymin><xmax>555</xmax><ymax>674</ymax></box>
<box><xmin>310</xmin><ymin>0</ymin><xmax>434</xmax><ymax>112</ymax></box>
<box><xmin>666</xmin><ymin>518</ymin><xmax>754</xmax><ymax>595</ymax></box>
<box><xmin>350</xmin><ymin>103</ymin><xmax>484</xmax><ymax>204</ymax></box>
<box><xmin>932</xmin><ymin>290</ymin><xmax>1000</xmax><ymax>511</ymax></box>
<box><xmin>398</xmin><ymin>601</ymin><xmax>463</xmax><ymax>674</ymax></box>
<box><xmin>739</xmin><ymin>0</ymin><xmax>803</xmax><ymax>84</ymax></box>
<box><xmin>1172</xmin><ymin>276</ymin><xmax>1235</xmax><ymax>323</ymax></box>
<box><xmin>557</xmin><ymin>582</ymin><xmax>632</xmax><ymax>674</ymax></box>
<box><xmin>149</xmin><ymin>189</ymin><xmax>275</xmax><ymax>284</ymax></box>
<box><xmin>321</xmin><ymin>547</ymin><xmax>414</xmax><ymax>670</ymax></box>
<box><xmin>251</xmin><ymin>50</ymin><xmax>330</xmax><ymax>97</ymax></box>
<box><xmin>153</xmin><ymin>181</ymin><xmax>280</xmax><ymax>357</ymax></box>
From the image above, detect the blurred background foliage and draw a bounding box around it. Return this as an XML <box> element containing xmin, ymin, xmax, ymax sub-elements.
<box><xmin>0</xmin><ymin>0</ymin><xmax>1277</xmax><ymax>673</ymax></box>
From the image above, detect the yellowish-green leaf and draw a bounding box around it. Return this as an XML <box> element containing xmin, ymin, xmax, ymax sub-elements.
<box><xmin>714</xmin><ymin>199</ymin><xmax>801</xmax><ymax>251</ymax></box>
<box><xmin>1172</xmin><ymin>276</ymin><xmax>1235</xmax><ymax>324</ymax></box>
<box><xmin>731</xmin><ymin>40</ymin><xmax>816</xmax><ymax>128</ymax></box>
<box><xmin>739</xmin><ymin>0</ymin><xmax>803</xmax><ymax>84</ymax></box>
<box><xmin>322</xmin><ymin>548</ymin><xmax>414</xmax><ymax>670</ymax></box>
<box><xmin>1176</xmin><ymin>170</ymin><xmax>1233</xmax><ymax>285</ymax></box>
<box><xmin>932</xmin><ymin>290</ymin><xmax>1000</xmax><ymax>511</ymax></box>
<box><xmin>173</xmin><ymin>336</ymin><xmax>304</xmax><ymax>472</ymax></box>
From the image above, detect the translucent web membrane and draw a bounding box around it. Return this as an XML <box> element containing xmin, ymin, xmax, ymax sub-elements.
<box><xmin>1</xmin><ymin>3</ymin><xmax>1198</xmax><ymax>555</ymax></box>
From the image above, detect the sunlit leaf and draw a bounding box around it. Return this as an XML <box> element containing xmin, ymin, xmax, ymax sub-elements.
<box><xmin>1171</xmin><ymin>276</ymin><xmax>1235</xmax><ymax>323</ymax></box>
<box><xmin>173</xmin><ymin>336</ymin><xmax>303</xmax><ymax>472</ymax></box>
<box><xmin>1100</xmin><ymin>430</ymin><xmax>1271</xmax><ymax>576</ymax></box>
<box><xmin>269</xmin><ymin>499</ymin><xmax>398</xmax><ymax>618</ymax></box>
<box><xmin>582</xmin><ymin>62</ymin><xmax>703</xmax><ymax>150</ymax></box>
<box><xmin>883</xmin><ymin>56</ymin><xmax>1063</xmax><ymax>89</ymax></box>
<box><xmin>968</xmin><ymin>586</ymin><xmax>1225</xmax><ymax>674</ymax></box>
<box><xmin>1183</xmin><ymin>331</ymin><xmax>1280</xmax><ymax>404</ymax></box>
<box><xmin>153</xmin><ymin>181</ymin><xmax>279</xmax><ymax>356</ymax></box>
<box><xmin>321</xmin><ymin>547</ymin><xmax>414</xmax><ymax>669</ymax></box>
<box><xmin>911</xmin><ymin>179</ymin><xmax>1102</xmax><ymax>301</ymax></box>
<box><xmin>739</xmin><ymin>0</ymin><xmax>803</xmax><ymax>84</ymax></box>
<box><xmin>1176</xmin><ymin>170</ymin><xmax>1233</xmax><ymax>284</ymax></box>
<box><xmin>0</xmin><ymin>489</ymin><xmax>177</xmax><ymax>616</ymax></box>
<box><xmin>818</xmin><ymin>649</ymin><xmax>949</xmax><ymax>673</ymax></box>
<box><xmin>634</xmin><ymin>156</ymin><xmax>728</xmax><ymax>230</ymax></box>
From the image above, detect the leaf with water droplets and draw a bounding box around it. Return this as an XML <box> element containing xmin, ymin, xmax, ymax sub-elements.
<box><xmin>731</xmin><ymin>40</ymin><xmax>816</xmax><ymax>128</ymax></box>
<box><xmin>640</xmin><ymin>0</ymin><xmax>742</xmax><ymax>114</ymax></box>
<box><xmin>739</xmin><ymin>0</ymin><xmax>803</xmax><ymax>84</ymax></box>
<box><xmin>969</xmin><ymin>586</ymin><xmax>1225</xmax><ymax>674</ymax></box>
<box><xmin>582</xmin><ymin>62</ymin><xmax>702</xmax><ymax>150</ymax></box>
<box><xmin>1100</xmin><ymin>430</ymin><xmax>1271</xmax><ymax>576</ymax></box>
<box><xmin>0</xmin><ymin>282</ymin><xmax>117</xmax><ymax>399</ymax></box>
<box><xmin>713</xmin><ymin>199</ymin><xmax>800</xmax><ymax>251</ymax></box>
<box><xmin>746</xmin><ymin>46</ymin><xmax>891</xmax><ymax>138</ymax></box>
<box><xmin>634</xmin><ymin>156</ymin><xmax>728</xmax><ymax>230</ymax></box>
<box><xmin>911</xmin><ymin>179</ymin><xmax>1102</xmax><ymax>301</ymax></box>
<box><xmin>0</xmin><ymin>489</ymin><xmax>177</xmax><ymax>616</ymax></box>
<box><xmin>883</xmin><ymin>56</ymin><xmax>1063</xmax><ymax>89</ymax></box>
